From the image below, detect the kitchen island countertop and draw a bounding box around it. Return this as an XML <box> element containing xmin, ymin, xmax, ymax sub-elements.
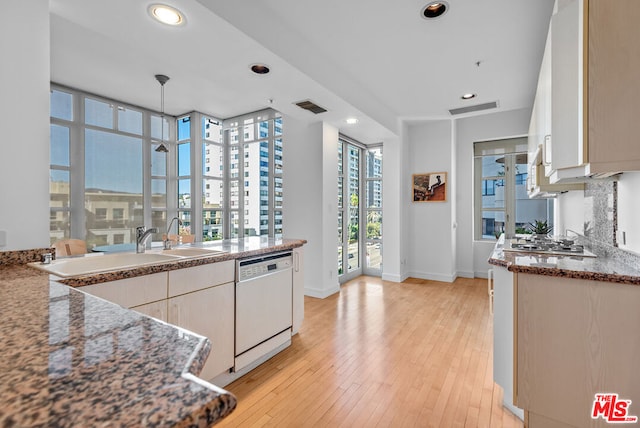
<box><xmin>488</xmin><ymin>234</ymin><xmax>640</xmax><ymax>285</ymax></box>
<box><xmin>0</xmin><ymin>237</ymin><xmax>306</xmax><ymax>427</ymax></box>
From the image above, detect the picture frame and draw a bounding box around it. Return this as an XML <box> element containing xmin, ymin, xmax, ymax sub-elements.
<box><xmin>412</xmin><ymin>172</ymin><xmax>447</xmax><ymax>202</ymax></box>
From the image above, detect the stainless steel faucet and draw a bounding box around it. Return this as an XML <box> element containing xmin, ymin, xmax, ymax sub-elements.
<box><xmin>164</xmin><ymin>217</ymin><xmax>182</xmax><ymax>250</ymax></box>
<box><xmin>136</xmin><ymin>226</ymin><xmax>158</xmax><ymax>253</ymax></box>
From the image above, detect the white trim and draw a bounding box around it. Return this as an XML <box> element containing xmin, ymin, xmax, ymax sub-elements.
<box><xmin>407</xmin><ymin>271</ymin><xmax>457</xmax><ymax>283</ymax></box>
<box><xmin>304</xmin><ymin>285</ymin><xmax>340</xmax><ymax>299</ymax></box>
<box><xmin>475</xmin><ymin>270</ymin><xmax>491</xmax><ymax>279</ymax></box>
<box><xmin>381</xmin><ymin>272</ymin><xmax>407</xmax><ymax>283</ymax></box>
<box><xmin>457</xmin><ymin>270</ymin><xmax>476</xmax><ymax>279</ymax></box>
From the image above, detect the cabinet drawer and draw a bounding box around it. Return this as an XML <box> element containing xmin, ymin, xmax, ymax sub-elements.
<box><xmin>79</xmin><ymin>272</ymin><xmax>168</xmax><ymax>308</ymax></box>
<box><xmin>168</xmin><ymin>260</ymin><xmax>234</xmax><ymax>297</ymax></box>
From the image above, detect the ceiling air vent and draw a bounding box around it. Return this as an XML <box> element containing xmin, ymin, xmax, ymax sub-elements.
<box><xmin>449</xmin><ymin>101</ymin><xmax>498</xmax><ymax>116</ymax></box>
<box><xmin>295</xmin><ymin>100</ymin><xmax>327</xmax><ymax>114</ymax></box>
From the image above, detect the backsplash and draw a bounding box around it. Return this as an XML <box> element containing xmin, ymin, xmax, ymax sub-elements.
<box><xmin>582</xmin><ymin>181</ymin><xmax>617</xmax><ymax>246</ymax></box>
<box><xmin>570</xmin><ymin>179</ymin><xmax>640</xmax><ymax>267</ymax></box>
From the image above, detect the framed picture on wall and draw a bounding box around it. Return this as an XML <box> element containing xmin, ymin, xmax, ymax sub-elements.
<box><xmin>412</xmin><ymin>172</ymin><xmax>447</xmax><ymax>202</ymax></box>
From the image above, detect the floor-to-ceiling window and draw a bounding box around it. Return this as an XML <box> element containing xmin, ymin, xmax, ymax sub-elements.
<box><xmin>50</xmin><ymin>86</ymin><xmax>283</xmax><ymax>247</ymax></box>
<box><xmin>338</xmin><ymin>137</ymin><xmax>383</xmax><ymax>282</ymax></box>
<box><xmin>222</xmin><ymin>111</ymin><xmax>283</xmax><ymax>239</ymax></box>
<box><xmin>364</xmin><ymin>146</ymin><xmax>383</xmax><ymax>273</ymax></box>
<box><xmin>50</xmin><ymin>85</ymin><xmax>169</xmax><ymax>248</ymax></box>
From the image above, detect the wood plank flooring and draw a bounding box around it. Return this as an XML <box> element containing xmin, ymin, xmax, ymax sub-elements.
<box><xmin>216</xmin><ymin>276</ymin><xmax>523</xmax><ymax>428</ymax></box>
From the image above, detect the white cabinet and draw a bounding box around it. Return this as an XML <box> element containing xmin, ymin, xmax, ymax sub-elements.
<box><xmin>167</xmin><ymin>261</ymin><xmax>234</xmax><ymax>298</ymax></box>
<box><xmin>292</xmin><ymin>246</ymin><xmax>304</xmax><ymax>334</ymax></box>
<box><xmin>549</xmin><ymin>0</ymin><xmax>640</xmax><ymax>182</ymax></box>
<box><xmin>79</xmin><ymin>272</ymin><xmax>167</xmax><ymax>310</ymax></box>
<box><xmin>527</xmin><ymin>16</ymin><xmax>583</xmax><ymax>197</ymax></box>
<box><xmin>132</xmin><ymin>300</ymin><xmax>168</xmax><ymax>322</ymax></box>
<box><xmin>491</xmin><ymin>266</ymin><xmax>524</xmax><ymax>420</ymax></box>
<box><xmin>168</xmin><ymin>261</ymin><xmax>235</xmax><ymax>381</ymax></box>
<box><xmin>168</xmin><ymin>282</ymin><xmax>234</xmax><ymax>381</ymax></box>
<box><xmin>80</xmin><ymin>261</ymin><xmax>236</xmax><ymax>382</ymax></box>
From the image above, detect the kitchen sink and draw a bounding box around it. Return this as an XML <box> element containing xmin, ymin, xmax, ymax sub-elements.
<box><xmin>29</xmin><ymin>252</ymin><xmax>182</xmax><ymax>277</ymax></box>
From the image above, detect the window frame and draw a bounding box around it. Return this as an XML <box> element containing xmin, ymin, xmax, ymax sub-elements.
<box><xmin>473</xmin><ymin>137</ymin><xmax>553</xmax><ymax>240</ymax></box>
<box><xmin>50</xmin><ymin>86</ymin><xmax>283</xmax><ymax>246</ymax></box>
<box><xmin>338</xmin><ymin>136</ymin><xmax>383</xmax><ymax>282</ymax></box>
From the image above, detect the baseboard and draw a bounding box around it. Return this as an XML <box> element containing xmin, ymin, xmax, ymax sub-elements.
<box><xmin>304</xmin><ymin>285</ymin><xmax>340</xmax><ymax>299</ymax></box>
<box><xmin>381</xmin><ymin>272</ymin><xmax>407</xmax><ymax>283</ymax></box>
<box><xmin>475</xmin><ymin>270</ymin><xmax>490</xmax><ymax>279</ymax></box>
<box><xmin>408</xmin><ymin>271</ymin><xmax>456</xmax><ymax>283</ymax></box>
<box><xmin>457</xmin><ymin>270</ymin><xmax>475</xmax><ymax>279</ymax></box>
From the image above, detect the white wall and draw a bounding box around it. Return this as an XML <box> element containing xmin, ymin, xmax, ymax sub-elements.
<box><xmin>381</xmin><ymin>135</ymin><xmax>404</xmax><ymax>282</ymax></box>
<box><xmin>556</xmin><ymin>190</ymin><xmax>584</xmax><ymax>238</ymax></box>
<box><xmin>406</xmin><ymin>120</ymin><xmax>456</xmax><ymax>282</ymax></box>
<box><xmin>320</xmin><ymin>122</ymin><xmax>340</xmax><ymax>296</ymax></box>
<box><xmin>454</xmin><ymin>108</ymin><xmax>532</xmax><ymax>278</ymax></box>
<box><xmin>0</xmin><ymin>1</ymin><xmax>50</xmax><ymax>251</ymax></box>
<box><xmin>282</xmin><ymin>116</ymin><xmax>340</xmax><ymax>298</ymax></box>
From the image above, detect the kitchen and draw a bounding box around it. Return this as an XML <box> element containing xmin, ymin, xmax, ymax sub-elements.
<box><xmin>2</xmin><ymin>0</ymin><xmax>640</xmax><ymax>427</ymax></box>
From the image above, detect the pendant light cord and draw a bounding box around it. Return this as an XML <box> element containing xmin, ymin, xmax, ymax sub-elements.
<box><xmin>155</xmin><ymin>74</ymin><xmax>170</xmax><ymax>144</ymax></box>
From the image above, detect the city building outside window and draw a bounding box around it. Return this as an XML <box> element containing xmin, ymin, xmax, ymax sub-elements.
<box><xmin>50</xmin><ymin>87</ymin><xmax>283</xmax><ymax>247</ymax></box>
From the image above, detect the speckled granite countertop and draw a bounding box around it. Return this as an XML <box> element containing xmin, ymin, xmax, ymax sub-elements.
<box><xmin>488</xmin><ymin>234</ymin><xmax>640</xmax><ymax>285</ymax></box>
<box><xmin>47</xmin><ymin>238</ymin><xmax>306</xmax><ymax>287</ymax></box>
<box><xmin>0</xmin><ymin>237</ymin><xmax>306</xmax><ymax>427</ymax></box>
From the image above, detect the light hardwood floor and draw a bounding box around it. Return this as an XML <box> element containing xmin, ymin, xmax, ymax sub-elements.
<box><xmin>216</xmin><ymin>276</ymin><xmax>523</xmax><ymax>428</ymax></box>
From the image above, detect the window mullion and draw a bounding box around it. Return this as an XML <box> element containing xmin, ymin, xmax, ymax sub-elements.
<box><xmin>70</xmin><ymin>94</ymin><xmax>85</xmax><ymax>240</ymax></box>
<box><xmin>269</xmin><ymin>119</ymin><xmax>275</xmax><ymax>237</ymax></box>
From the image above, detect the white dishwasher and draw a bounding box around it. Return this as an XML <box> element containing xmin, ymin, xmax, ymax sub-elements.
<box><xmin>234</xmin><ymin>251</ymin><xmax>293</xmax><ymax>372</ymax></box>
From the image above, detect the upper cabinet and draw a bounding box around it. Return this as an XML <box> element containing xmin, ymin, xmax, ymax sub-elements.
<box><xmin>527</xmin><ymin>24</ymin><xmax>583</xmax><ymax>197</ymax></box>
<box><xmin>547</xmin><ymin>0</ymin><xmax>640</xmax><ymax>183</ymax></box>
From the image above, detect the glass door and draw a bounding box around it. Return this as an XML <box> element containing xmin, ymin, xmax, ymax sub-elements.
<box><xmin>338</xmin><ymin>139</ymin><xmax>383</xmax><ymax>281</ymax></box>
<box><xmin>338</xmin><ymin>140</ymin><xmax>362</xmax><ymax>281</ymax></box>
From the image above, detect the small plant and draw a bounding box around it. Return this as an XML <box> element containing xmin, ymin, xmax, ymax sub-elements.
<box><xmin>527</xmin><ymin>220</ymin><xmax>553</xmax><ymax>236</ymax></box>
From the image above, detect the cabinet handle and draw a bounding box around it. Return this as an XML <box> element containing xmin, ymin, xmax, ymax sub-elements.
<box><xmin>542</xmin><ymin>135</ymin><xmax>552</xmax><ymax>166</ymax></box>
<box><xmin>488</xmin><ymin>269</ymin><xmax>494</xmax><ymax>315</ymax></box>
<box><xmin>294</xmin><ymin>252</ymin><xmax>299</xmax><ymax>272</ymax></box>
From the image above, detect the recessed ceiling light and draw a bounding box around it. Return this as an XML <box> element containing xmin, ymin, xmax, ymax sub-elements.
<box><xmin>250</xmin><ymin>64</ymin><xmax>270</xmax><ymax>75</ymax></box>
<box><xmin>461</xmin><ymin>93</ymin><xmax>477</xmax><ymax>100</ymax></box>
<box><xmin>149</xmin><ymin>4</ymin><xmax>185</xmax><ymax>26</ymax></box>
<box><xmin>346</xmin><ymin>118</ymin><xmax>359</xmax><ymax>124</ymax></box>
<box><xmin>421</xmin><ymin>1</ymin><xmax>449</xmax><ymax>19</ymax></box>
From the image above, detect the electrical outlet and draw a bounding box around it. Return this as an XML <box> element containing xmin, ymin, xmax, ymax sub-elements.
<box><xmin>617</xmin><ymin>230</ymin><xmax>627</xmax><ymax>246</ymax></box>
<box><xmin>0</xmin><ymin>230</ymin><xmax>6</xmax><ymax>247</ymax></box>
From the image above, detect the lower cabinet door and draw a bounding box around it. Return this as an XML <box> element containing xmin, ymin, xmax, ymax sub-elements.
<box><xmin>132</xmin><ymin>300</ymin><xmax>168</xmax><ymax>323</ymax></box>
<box><xmin>168</xmin><ymin>282</ymin><xmax>234</xmax><ymax>381</ymax></box>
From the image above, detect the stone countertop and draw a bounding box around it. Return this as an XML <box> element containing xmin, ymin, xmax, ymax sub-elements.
<box><xmin>0</xmin><ymin>237</ymin><xmax>305</xmax><ymax>427</ymax></box>
<box><xmin>488</xmin><ymin>235</ymin><xmax>640</xmax><ymax>285</ymax></box>
<box><xmin>0</xmin><ymin>264</ymin><xmax>236</xmax><ymax>427</ymax></box>
<box><xmin>52</xmin><ymin>237</ymin><xmax>307</xmax><ymax>287</ymax></box>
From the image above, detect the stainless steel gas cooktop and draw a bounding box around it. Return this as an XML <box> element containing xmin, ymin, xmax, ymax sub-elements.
<box><xmin>502</xmin><ymin>236</ymin><xmax>597</xmax><ymax>258</ymax></box>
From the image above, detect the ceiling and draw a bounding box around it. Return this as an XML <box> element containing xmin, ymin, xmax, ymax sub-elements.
<box><xmin>49</xmin><ymin>0</ymin><xmax>554</xmax><ymax>144</ymax></box>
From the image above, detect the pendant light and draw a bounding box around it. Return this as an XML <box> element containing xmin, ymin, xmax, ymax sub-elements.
<box><xmin>155</xmin><ymin>74</ymin><xmax>170</xmax><ymax>153</ymax></box>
